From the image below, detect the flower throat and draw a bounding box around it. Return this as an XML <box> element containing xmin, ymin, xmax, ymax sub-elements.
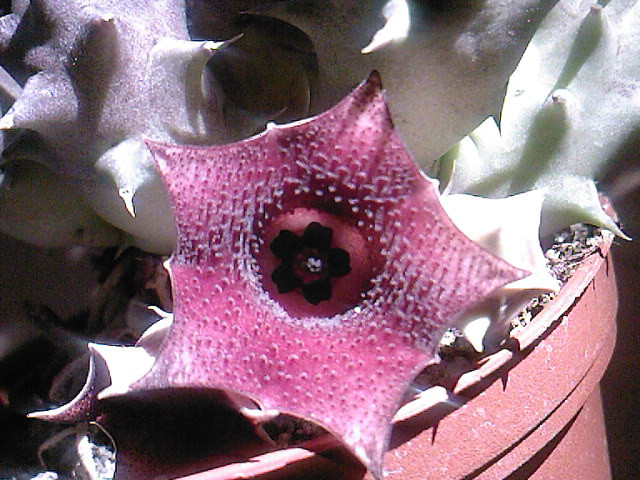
<box><xmin>270</xmin><ymin>222</ymin><xmax>351</xmax><ymax>305</ymax></box>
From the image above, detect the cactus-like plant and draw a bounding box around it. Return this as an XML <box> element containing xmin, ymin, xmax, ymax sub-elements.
<box><xmin>439</xmin><ymin>0</ymin><xmax>638</xmax><ymax>238</ymax></box>
<box><xmin>0</xmin><ymin>0</ymin><xmax>236</xmax><ymax>253</ymax></box>
<box><xmin>0</xmin><ymin>0</ymin><xmax>635</xmax><ymax>478</ymax></box>
<box><xmin>0</xmin><ymin>0</ymin><xmax>562</xmax><ymax>253</ymax></box>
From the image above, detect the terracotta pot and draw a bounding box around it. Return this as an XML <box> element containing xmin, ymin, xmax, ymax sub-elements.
<box><xmin>376</xmin><ymin>233</ymin><xmax>617</xmax><ymax>480</ymax></box>
<box><xmin>171</xmin><ymin>232</ymin><xmax>617</xmax><ymax>480</ymax></box>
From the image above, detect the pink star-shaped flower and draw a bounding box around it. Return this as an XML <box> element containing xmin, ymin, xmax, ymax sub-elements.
<box><xmin>32</xmin><ymin>72</ymin><xmax>526</xmax><ymax>478</ymax></box>
<box><xmin>133</xmin><ymin>72</ymin><xmax>526</xmax><ymax>476</ymax></box>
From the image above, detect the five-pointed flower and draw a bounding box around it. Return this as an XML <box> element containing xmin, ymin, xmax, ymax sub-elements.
<box><xmin>31</xmin><ymin>72</ymin><xmax>527</xmax><ymax>478</ymax></box>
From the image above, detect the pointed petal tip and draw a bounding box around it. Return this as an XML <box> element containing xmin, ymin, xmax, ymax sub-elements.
<box><xmin>356</xmin><ymin>443</ymin><xmax>386</xmax><ymax>480</ymax></box>
<box><xmin>26</xmin><ymin>407</ymin><xmax>62</xmax><ymax>421</ymax></box>
<box><xmin>363</xmin><ymin>70</ymin><xmax>384</xmax><ymax>94</ymax></box>
<box><xmin>28</xmin><ymin>352</ymin><xmax>102</xmax><ymax>423</ymax></box>
<box><xmin>143</xmin><ymin>138</ymin><xmax>163</xmax><ymax>152</ymax></box>
<box><xmin>316</xmin><ymin>69</ymin><xmax>392</xmax><ymax>136</ymax></box>
<box><xmin>144</xmin><ymin>139</ymin><xmax>174</xmax><ymax>175</ymax></box>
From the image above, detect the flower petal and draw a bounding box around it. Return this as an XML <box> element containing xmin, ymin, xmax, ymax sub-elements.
<box><xmin>270</xmin><ymin>229</ymin><xmax>300</xmax><ymax>260</ymax></box>
<box><xmin>140</xmin><ymin>72</ymin><xmax>527</xmax><ymax>477</ymax></box>
<box><xmin>302</xmin><ymin>221</ymin><xmax>333</xmax><ymax>250</ymax></box>
<box><xmin>271</xmin><ymin>264</ymin><xmax>301</xmax><ymax>293</ymax></box>
<box><xmin>328</xmin><ymin>248</ymin><xmax>352</xmax><ymax>277</ymax></box>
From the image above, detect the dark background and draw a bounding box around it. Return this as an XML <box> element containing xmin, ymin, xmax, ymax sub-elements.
<box><xmin>601</xmin><ymin>143</ymin><xmax>640</xmax><ymax>480</ymax></box>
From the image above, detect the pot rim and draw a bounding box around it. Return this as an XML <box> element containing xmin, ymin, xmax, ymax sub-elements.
<box><xmin>395</xmin><ymin>226</ymin><xmax>615</xmax><ymax>420</ymax></box>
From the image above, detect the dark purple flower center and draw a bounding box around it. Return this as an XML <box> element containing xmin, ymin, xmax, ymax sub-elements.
<box><xmin>270</xmin><ymin>222</ymin><xmax>351</xmax><ymax>305</ymax></box>
<box><xmin>256</xmin><ymin>207</ymin><xmax>375</xmax><ymax>318</ymax></box>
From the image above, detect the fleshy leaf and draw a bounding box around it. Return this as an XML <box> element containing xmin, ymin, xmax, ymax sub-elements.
<box><xmin>88</xmin><ymin>137</ymin><xmax>177</xmax><ymax>253</ymax></box>
<box><xmin>205</xmin><ymin>14</ymin><xmax>317</xmax><ymax>136</ymax></box>
<box><xmin>0</xmin><ymin>0</ymin><xmax>235</xmax><ymax>252</ymax></box>
<box><xmin>28</xmin><ymin>350</ymin><xmax>109</xmax><ymax>423</ymax></box>
<box><xmin>443</xmin><ymin>0</ymin><xmax>639</xmax><ymax>236</ymax></box>
<box><xmin>249</xmin><ymin>0</ymin><xmax>560</xmax><ymax>168</ymax></box>
<box><xmin>442</xmin><ymin>191</ymin><xmax>559</xmax><ymax>352</ymax></box>
<box><xmin>130</xmin><ymin>73</ymin><xmax>527</xmax><ymax>477</ymax></box>
<box><xmin>0</xmin><ymin>157</ymin><xmax>121</xmax><ymax>247</ymax></box>
<box><xmin>28</xmin><ymin>314</ymin><xmax>173</xmax><ymax>424</ymax></box>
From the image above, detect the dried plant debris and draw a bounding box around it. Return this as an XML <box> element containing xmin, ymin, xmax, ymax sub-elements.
<box><xmin>83</xmin><ymin>247</ymin><xmax>172</xmax><ymax>343</ymax></box>
<box><xmin>510</xmin><ymin>223</ymin><xmax>609</xmax><ymax>332</ymax></box>
<box><xmin>0</xmin><ymin>420</ymin><xmax>115</xmax><ymax>480</ymax></box>
<box><xmin>1</xmin><ymin>472</ymin><xmax>60</xmax><ymax>480</ymax></box>
<box><xmin>543</xmin><ymin>223</ymin><xmax>609</xmax><ymax>283</ymax></box>
<box><xmin>261</xmin><ymin>413</ymin><xmax>329</xmax><ymax>448</ymax></box>
<box><xmin>25</xmin><ymin>247</ymin><xmax>171</xmax><ymax>345</ymax></box>
<box><xmin>0</xmin><ymin>246</ymin><xmax>170</xmax><ymax>475</ymax></box>
<box><xmin>36</xmin><ymin>423</ymin><xmax>115</xmax><ymax>480</ymax></box>
<box><xmin>0</xmin><ymin>410</ymin><xmax>68</xmax><ymax>479</ymax></box>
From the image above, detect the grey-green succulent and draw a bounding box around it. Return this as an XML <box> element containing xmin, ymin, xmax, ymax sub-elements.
<box><xmin>438</xmin><ymin>0</ymin><xmax>638</xmax><ymax>238</ymax></box>
<box><xmin>0</xmin><ymin>0</ymin><xmax>566</xmax><ymax>254</ymax></box>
